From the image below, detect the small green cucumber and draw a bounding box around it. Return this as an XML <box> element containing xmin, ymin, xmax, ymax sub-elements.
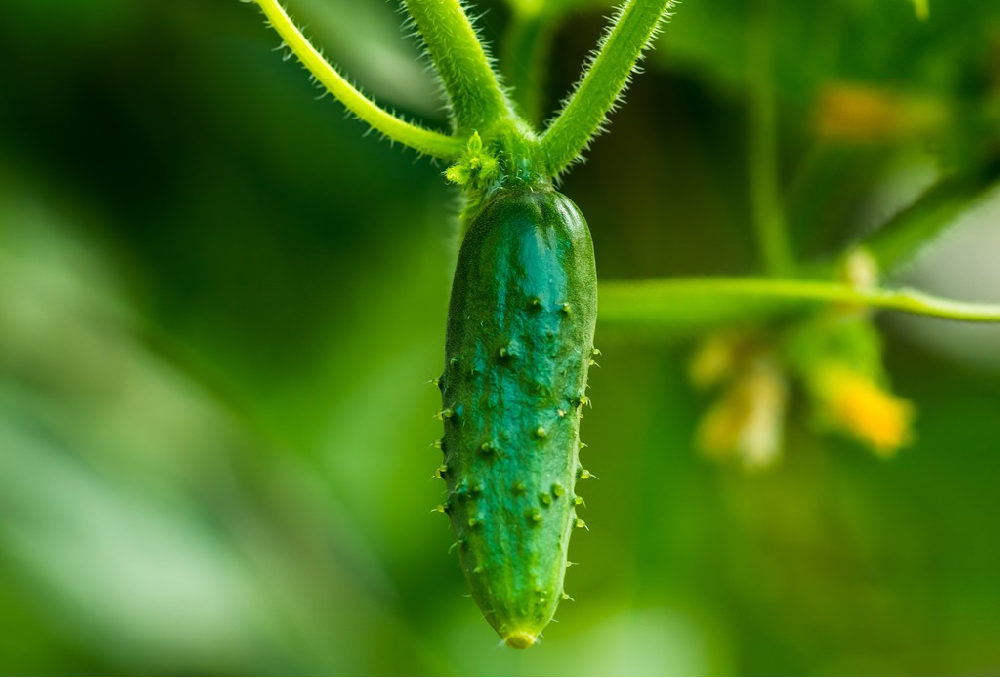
<box><xmin>437</xmin><ymin>188</ymin><xmax>597</xmax><ymax>648</ymax></box>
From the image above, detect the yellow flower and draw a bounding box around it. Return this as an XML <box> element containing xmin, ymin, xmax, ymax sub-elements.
<box><xmin>813</xmin><ymin>82</ymin><xmax>946</xmax><ymax>143</ymax></box>
<box><xmin>689</xmin><ymin>330</ymin><xmax>761</xmax><ymax>389</ymax></box>
<box><xmin>696</xmin><ymin>357</ymin><xmax>788</xmax><ymax>470</ymax></box>
<box><xmin>813</xmin><ymin>364</ymin><xmax>914</xmax><ymax>456</ymax></box>
<box><xmin>689</xmin><ymin>333</ymin><xmax>738</xmax><ymax>389</ymax></box>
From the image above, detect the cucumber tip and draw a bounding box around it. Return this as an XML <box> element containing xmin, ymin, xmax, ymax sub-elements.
<box><xmin>504</xmin><ymin>632</ymin><xmax>537</xmax><ymax>650</ymax></box>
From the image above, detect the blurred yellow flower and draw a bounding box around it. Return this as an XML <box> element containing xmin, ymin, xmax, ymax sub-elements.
<box><xmin>813</xmin><ymin>82</ymin><xmax>946</xmax><ymax>143</ymax></box>
<box><xmin>689</xmin><ymin>332</ymin><xmax>739</xmax><ymax>389</ymax></box>
<box><xmin>814</xmin><ymin>364</ymin><xmax>914</xmax><ymax>456</ymax></box>
<box><xmin>696</xmin><ymin>357</ymin><xmax>788</xmax><ymax>469</ymax></box>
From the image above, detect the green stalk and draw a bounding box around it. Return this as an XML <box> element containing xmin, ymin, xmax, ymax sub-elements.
<box><xmin>502</xmin><ymin>7</ymin><xmax>555</xmax><ymax>126</ymax></box>
<box><xmin>598</xmin><ymin>277</ymin><xmax>1000</xmax><ymax>337</ymax></box>
<box><xmin>402</xmin><ymin>0</ymin><xmax>513</xmax><ymax>134</ymax></box>
<box><xmin>540</xmin><ymin>0</ymin><xmax>675</xmax><ymax>177</ymax></box>
<box><xmin>253</xmin><ymin>0</ymin><xmax>464</xmax><ymax>159</ymax></box>
<box><xmin>747</xmin><ymin>0</ymin><xmax>794</xmax><ymax>276</ymax></box>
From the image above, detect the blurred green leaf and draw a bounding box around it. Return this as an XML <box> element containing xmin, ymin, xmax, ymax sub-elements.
<box><xmin>861</xmin><ymin>170</ymin><xmax>1000</xmax><ymax>275</ymax></box>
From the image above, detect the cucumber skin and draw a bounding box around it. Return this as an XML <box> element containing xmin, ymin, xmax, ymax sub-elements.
<box><xmin>440</xmin><ymin>188</ymin><xmax>597</xmax><ymax>647</ymax></box>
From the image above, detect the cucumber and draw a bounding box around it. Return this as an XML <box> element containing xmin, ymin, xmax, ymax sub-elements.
<box><xmin>437</xmin><ymin>188</ymin><xmax>597</xmax><ymax>648</ymax></box>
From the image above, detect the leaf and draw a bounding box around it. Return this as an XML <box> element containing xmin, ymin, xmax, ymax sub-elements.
<box><xmin>860</xmin><ymin>167</ymin><xmax>1000</xmax><ymax>275</ymax></box>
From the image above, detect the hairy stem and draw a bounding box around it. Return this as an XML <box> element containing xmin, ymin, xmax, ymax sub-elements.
<box><xmin>253</xmin><ymin>0</ymin><xmax>464</xmax><ymax>159</ymax></box>
<box><xmin>747</xmin><ymin>0</ymin><xmax>794</xmax><ymax>276</ymax></box>
<box><xmin>540</xmin><ymin>0</ymin><xmax>674</xmax><ymax>177</ymax></box>
<box><xmin>402</xmin><ymin>0</ymin><xmax>513</xmax><ymax>134</ymax></box>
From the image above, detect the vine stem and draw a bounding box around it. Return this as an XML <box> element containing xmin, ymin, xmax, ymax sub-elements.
<box><xmin>599</xmin><ymin>278</ymin><xmax>1000</xmax><ymax>335</ymax></box>
<box><xmin>402</xmin><ymin>0</ymin><xmax>513</xmax><ymax>134</ymax></box>
<box><xmin>502</xmin><ymin>7</ymin><xmax>554</xmax><ymax>125</ymax></box>
<box><xmin>747</xmin><ymin>0</ymin><xmax>794</xmax><ymax>276</ymax></box>
<box><xmin>253</xmin><ymin>0</ymin><xmax>465</xmax><ymax>159</ymax></box>
<box><xmin>540</xmin><ymin>0</ymin><xmax>675</xmax><ymax>177</ymax></box>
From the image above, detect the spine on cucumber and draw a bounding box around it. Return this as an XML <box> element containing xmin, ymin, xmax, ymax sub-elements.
<box><xmin>438</xmin><ymin>188</ymin><xmax>597</xmax><ymax>649</ymax></box>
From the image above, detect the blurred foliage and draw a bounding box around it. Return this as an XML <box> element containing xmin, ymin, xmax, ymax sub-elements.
<box><xmin>1</xmin><ymin>0</ymin><xmax>999</xmax><ymax>674</ymax></box>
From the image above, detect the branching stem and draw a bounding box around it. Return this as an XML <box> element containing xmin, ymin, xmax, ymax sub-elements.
<box><xmin>402</xmin><ymin>0</ymin><xmax>513</xmax><ymax>134</ymax></box>
<box><xmin>253</xmin><ymin>0</ymin><xmax>465</xmax><ymax>159</ymax></box>
<box><xmin>540</xmin><ymin>0</ymin><xmax>674</xmax><ymax>177</ymax></box>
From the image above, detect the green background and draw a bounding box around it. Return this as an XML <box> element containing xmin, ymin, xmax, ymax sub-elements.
<box><xmin>1</xmin><ymin>0</ymin><xmax>999</xmax><ymax>674</ymax></box>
